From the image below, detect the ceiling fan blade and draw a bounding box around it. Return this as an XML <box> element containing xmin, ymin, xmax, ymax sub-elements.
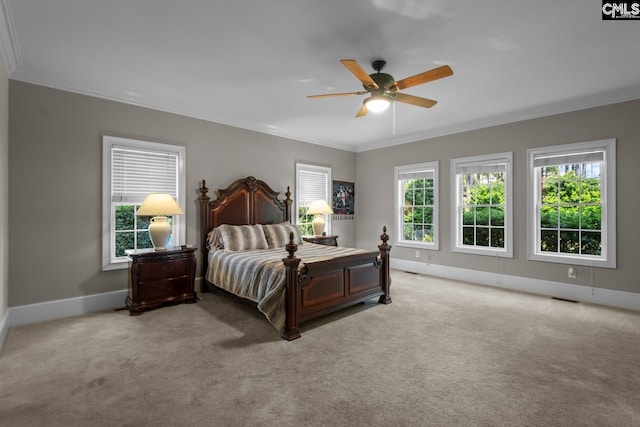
<box><xmin>307</xmin><ymin>91</ymin><xmax>367</xmax><ymax>99</ymax></box>
<box><xmin>341</xmin><ymin>59</ymin><xmax>379</xmax><ymax>89</ymax></box>
<box><xmin>392</xmin><ymin>65</ymin><xmax>453</xmax><ymax>91</ymax></box>
<box><xmin>355</xmin><ymin>104</ymin><xmax>368</xmax><ymax>118</ymax></box>
<box><xmin>393</xmin><ymin>93</ymin><xmax>438</xmax><ymax>108</ymax></box>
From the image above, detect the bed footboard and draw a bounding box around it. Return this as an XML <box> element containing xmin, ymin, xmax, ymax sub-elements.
<box><xmin>281</xmin><ymin>227</ymin><xmax>392</xmax><ymax>341</ymax></box>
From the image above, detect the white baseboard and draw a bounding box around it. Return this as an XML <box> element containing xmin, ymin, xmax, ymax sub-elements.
<box><xmin>0</xmin><ymin>289</ymin><xmax>128</xmax><ymax>351</ymax></box>
<box><xmin>391</xmin><ymin>259</ymin><xmax>640</xmax><ymax>312</ymax></box>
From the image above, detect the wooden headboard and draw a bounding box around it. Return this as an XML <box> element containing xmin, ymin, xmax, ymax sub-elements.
<box><xmin>198</xmin><ymin>176</ymin><xmax>292</xmax><ymax>286</ymax></box>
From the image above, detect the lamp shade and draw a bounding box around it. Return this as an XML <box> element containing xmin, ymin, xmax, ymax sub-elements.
<box><xmin>136</xmin><ymin>193</ymin><xmax>184</xmax><ymax>216</ymax></box>
<box><xmin>307</xmin><ymin>199</ymin><xmax>333</xmax><ymax>215</ymax></box>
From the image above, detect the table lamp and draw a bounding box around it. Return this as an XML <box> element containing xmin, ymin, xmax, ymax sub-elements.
<box><xmin>307</xmin><ymin>199</ymin><xmax>333</xmax><ymax>237</ymax></box>
<box><xmin>136</xmin><ymin>193</ymin><xmax>184</xmax><ymax>250</ymax></box>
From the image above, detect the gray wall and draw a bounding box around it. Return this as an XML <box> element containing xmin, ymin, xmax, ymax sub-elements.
<box><xmin>0</xmin><ymin>61</ymin><xmax>8</xmax><ymax>322</ymax></box>
<box><xmin>356</xmin><ymin>99</ymin><xmax>640</xmax><ymax>294</ymax></box>
<box><xmin>8</xmin><ymin>81</ymin><xmax>357</xmax><ymax>307</ymax></box>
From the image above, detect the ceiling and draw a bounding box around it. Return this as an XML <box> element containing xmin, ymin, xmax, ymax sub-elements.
<box><xmin>3</xmin><ymin>0</ymin><xmax>640</xmax><ymax>152</ymax></box>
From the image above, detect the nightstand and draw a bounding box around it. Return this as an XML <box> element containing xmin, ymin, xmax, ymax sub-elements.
<box><xmin>125</xmin><ymin>246</ymin><xmax>197</xmax><ymax>315</ymax></box>
<box><xmin>303</xmin><ymin>235</ymin><xmax>338</xmax><ymax>246</ymax></box>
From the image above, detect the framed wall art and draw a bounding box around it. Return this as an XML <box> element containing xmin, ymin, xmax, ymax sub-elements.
<box><xmin>332</xmin><ymin>180</ymin><xmax>354</xmax><ymax>219</ymax></box>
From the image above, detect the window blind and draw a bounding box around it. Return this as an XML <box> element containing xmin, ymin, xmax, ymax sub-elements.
<box><xmin>398</xmin><ymin>169</ymin><xmax>434</xmax><ymax>180</ymax></box>
<box><xmin>297</xmin><ymin>169</ymin><xmax>329</xmax><ymax>206</ymax></box>
<box><xmin>111</xmin><ymin>146</ymin><xmax>179</xmax><ymax>203</ymax></box>
<box><xmin>456</xmin><ymin>161</ymin><xmax>507</xmax><ymax>175</ymax></box>
<box><xmin>533</xmin><ymin>150</ymin><xmax>604</xmax><ymax>168</ymax></box>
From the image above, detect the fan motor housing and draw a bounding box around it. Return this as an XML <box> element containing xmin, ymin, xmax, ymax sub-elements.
<box><xmin>367</xmin><ymin>72</ymin><xmax>395</xmax><ymax>90</ymax></box>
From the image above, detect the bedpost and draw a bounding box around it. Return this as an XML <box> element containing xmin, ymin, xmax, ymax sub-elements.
<box><xmin>378</xmin><ymin>226</ymin><xmax>392</xmax><ymax>304</ymax></box>
<box><xmin>198</xmin><ymin>180</ymin><xmax>211</xmax><ymax>293</ymax></box>
<box><xmin>281</xmin><ymin>232</ymin><xmax>301</xmax><ymax>340</ymax></box>
<box><xmin>284</xmin><ymin>186</ymin><xmax>292</xmax><ymax>223</ymax></box>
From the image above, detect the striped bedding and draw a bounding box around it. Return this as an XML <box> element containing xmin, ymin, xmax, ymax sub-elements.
<box><xmin>207</xmin><ymin>243</ymin><xmax>368</xmax><ymax>331</ymax></box>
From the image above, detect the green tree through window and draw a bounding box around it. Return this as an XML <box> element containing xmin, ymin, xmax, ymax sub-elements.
<box><xmin>114</xmin><ymin>205</ymin><xmax>161</xmax><ymax>256</ymax></box>
<box><xmin>452</xmin><ymin>152</ymin><xmax>512</xmax><ymax>257</ymax></box>
<box><xmin>538</xmin><ymin>165</ymin><xmax>602</xmax><ymax>256</ymax></box>
<box><xmin>297</xmin><ymin>207</ymin><xmax>314</xmax><ymax>236</ymax></box>
<box><xmin>403</xmin><ymin>178</ymin><xmax>435</xmax><ymax>243</ymax></box>
<box><xmin>461</xmin><ymin>172</ymin><xmax>505</xmax><ymax>248</ymax></box>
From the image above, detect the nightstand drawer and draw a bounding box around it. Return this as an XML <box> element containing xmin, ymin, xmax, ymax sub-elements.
<box><xmin>138</xmin><ymin>258</ymin><xmax>192</xmax><ymax>281</ymax></box>
<box><xmin>139</xmin><ymin>277</ymin><xmax>192</xmax><ymax>301</ymax></box>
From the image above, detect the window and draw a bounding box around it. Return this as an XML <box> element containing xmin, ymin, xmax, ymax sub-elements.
<box><xmin>295</xmin><ymin>163</ymin><xmax>331</xmax><ymax>236</ymax></box>
<box><xmin>451</xmin><ymin>152</ymin><xmax>513</xmax><ymax>257</ymax></box>
<box><xmin>102</xmin><ymin>136</ymin><xmax>185</xmax><ymax>270</ymax></box>
<box><xmin>527</xmin><ymin>139</ymin><xmax>616</xmax><ymax>268</ymax></box>
<box><xmin>394</xmin><ymin>162</ymin><xmax>439</xmax><ymax>249</ymax></box>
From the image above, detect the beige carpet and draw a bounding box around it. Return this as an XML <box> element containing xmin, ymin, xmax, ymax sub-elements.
<box><xmin>1</xmin><ymin>270</ymin><xmax>639</xmax><ymax>426</ymax></box>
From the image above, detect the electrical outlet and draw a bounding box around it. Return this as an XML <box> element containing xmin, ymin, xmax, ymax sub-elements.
<box><xmin>415</xmin><ymin>250</ymin><xmax>420</xmax><ymax>258</ymax></box>
<box><xmin>568</xmin><ymin>267</ymin><xmax>577</xmax><ymax>279</ymax></box>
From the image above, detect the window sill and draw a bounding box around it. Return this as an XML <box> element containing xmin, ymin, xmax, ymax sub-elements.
<box><xmin>396</xmin><ymin>241</ymin><xmax>439</xmax><ymax>250</ymax></box>
<box><xmin>452</xmin><ymin>246</ymin><xmax>513</xmax><ymax>258</ymax></box>
<box><xmin>528</xmin><ymin>252</ymin><xmax>616</xmax><ymax>269</ymax></box>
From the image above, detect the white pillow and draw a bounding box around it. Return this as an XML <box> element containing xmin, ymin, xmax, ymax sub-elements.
<box><xmin>218</xmin><ymin>224</ymin><xmax>269</xmax><ymax>251</ymax></box>
<box><xmin>206</xmin><ymin>227</ymin><xmax>224</xmax><ymax>251</ymax></box>
<box><xmin>262</xmin><ymin>222</ymin><xmax>304</xmax><ymax>248</ymax></box>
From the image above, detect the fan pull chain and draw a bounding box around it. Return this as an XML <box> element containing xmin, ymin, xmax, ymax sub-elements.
<box><xmin>392</xmin><ymin>102</ymin><xmax>396</xmax><ymax>135</ymax></box>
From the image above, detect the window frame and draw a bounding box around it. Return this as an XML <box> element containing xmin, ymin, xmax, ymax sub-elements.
<box><xmin>102</xmin><ymin>135</ymin><xmax>186</xmax><ymax>271</ymax></box>
<box><xmin>527</xmin><ymin>139</ymin><xmax>616</xmax><ymax>268</ymax></box>
<box><xmin>394</xmin><ymin>161</ymin><xmax>439</xmax><ymax>250</ymax></box>
<box><xmin>295</xmin><ymin>163</ymin><xmax>332</xmax><ymax>236</ymax></box>
<box><xmin>451</xmin><ymin>152</ymin><xmax>513</xmax><ymax>258</ymax></box>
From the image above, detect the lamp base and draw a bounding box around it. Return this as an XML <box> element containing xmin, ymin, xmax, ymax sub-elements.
<box><xmin>312</xmin><ymin>215</ymin><xmax>325</xmax><ymax>237</ymax></box>
<box><xmin>148</xmin><ymin>216</ymin><xmax>172</xmax><ymax>250</ymax></box>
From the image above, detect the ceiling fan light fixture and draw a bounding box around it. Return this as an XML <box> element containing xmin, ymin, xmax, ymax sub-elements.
<box><xmin>364</xmin><ymin>95</ymin><xmax>390</xmax><ymax>113</ymax></box>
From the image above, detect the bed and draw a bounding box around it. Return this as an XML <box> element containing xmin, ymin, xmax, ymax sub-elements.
<box><xmin>198</xmin><ymin>176</ymin><xmax>391</xmax><ymax>340</ymax></box>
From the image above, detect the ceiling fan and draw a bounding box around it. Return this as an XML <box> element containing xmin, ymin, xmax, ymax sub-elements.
<box><xmin>307</xmin><ymin>59</ymin><xmax>453</xmax><ymax>117</ymax></box>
